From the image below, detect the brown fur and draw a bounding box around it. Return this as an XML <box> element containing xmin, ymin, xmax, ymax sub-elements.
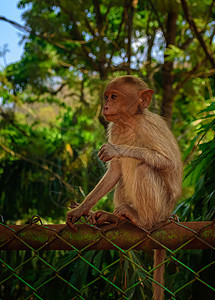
<box><xmin>153</xmin><ymin>250</ymin><xmax>166</xmax><ymax>300</ymax></box>
<box><xmin>108</xmin><ymin>109</ymin><xmax>182</xmax><ymax>228</ymax></box>
<box><xmin>67</xmin><ymin>75</ymin><xmax>182</xmax><ymax>300</ymax></box>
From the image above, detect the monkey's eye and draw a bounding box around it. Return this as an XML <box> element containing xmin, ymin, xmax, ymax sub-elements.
<box><xmin>111</xmin><ymin>94</ymin><xmax>117</xmax><ymax>100</ymax></box>
<box><xmin>104</xmin><ymin>95</ymin><xmax>108</xmax><ymax>101</ymax></box>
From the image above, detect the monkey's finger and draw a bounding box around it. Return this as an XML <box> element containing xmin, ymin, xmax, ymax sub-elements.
<box><xmin>114</xmin><ymin>208</ymin><xmax>124</xmax><ymax>215</ymax></box>
<box><xmin>99</xmin><ymin>144</ymin><xmax>108</xmax><ymax>151</ymax></box>
<box><xmin>98</xmin><ymin>148</ymin><xmax>105</xmax><ymax>158</ymax></box>
<box><xmin>89</xmin><ymin>211</ymin><xmax>103</xmax><ymax>224</ymax></box>
<box><xmin>102</xmin><ymin>157</ymin><xmax>111</xmax><ymax>162</ymax></box>
<box><xmin>98</xmin><ymin>152</ymin><xmax>107</xmax><ymax>161</ymax></box>
<box><xmin>114</xmin><ymin>204</ymin><xmax>124</xmax><ymax>213</ymax></box>
<box><xmin>114</xmin><ymin>211</ymin><xmax>126</xmax><ymax>220</ymax></box>
<box><xmin>100</xmin><ymin>153</ymin><xmax>112</xmax><ymax>162</ymax></box>
<box><xmin>96</xmin><ymin>214</ymin><xmax>112</xmax><ymax>224</ymax></box>
<box><xmin>88</xmin><ymin>215</ymin><xmax>93</xmax><ymax>224</ymax></box>
<box><xmin>98</xmin><ymin>152</ymin><xmax>103</xmax><ymax>159</ymax></box>
<box><xmin>66</xmin><ymin>220</ymin><xmax>78</xmax><ymax>232</ymax></box>
<box><xmin>95</xmin><ymin>211</ymin><xmax>103</xmax><ymax>219</ymax></box>
<box><xmin>67</xmin><ymin>215</ymin><xmax>80</xmax><ymax>224</ymax></box>
<box><xmin>96</xmin><ymin>213</ymin><xmax>111</xmax><ymax>224</ymax></box>
<box><xmin>98</xmin><ymin>153</ymin><xmax>105</xmax><ymax>160</ymax></box>
<box><xmin>99</xmin><ymin>154</ymin><xmax>106</xmax><ymax>161</ymax></box>
<box><xmin>88</xmin><ymin>214</ymin><xmax>97</xmax><ymax>224</ymax></box>
<box><xmin>113</xmin><ymin>207</ymin><xmax>120</xmax><ymax>214</ymax></box>
<box><xmin>96</xmin><ymin>215</ymin><xmax>106</xmax><ymax>224</ymax></box>
<box><xmin>99</xmin><ymin>144</ymin><xmax>106</xmax><ymax>150</ymax></box>
<box><xmin>72</xmin><ymin>216</ymin><xmax>80</xmax><ymax>223</ymax></box>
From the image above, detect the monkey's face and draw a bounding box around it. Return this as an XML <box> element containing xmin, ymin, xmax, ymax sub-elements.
<box><xmin>103</xmin><ymin>83</ymin><xmax>140</xmax><ymax>123</ymax></box>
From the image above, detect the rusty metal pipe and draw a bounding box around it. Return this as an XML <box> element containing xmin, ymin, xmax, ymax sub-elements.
<box><xmin>0</xmin><ymin>221</ymin><xmax>214</xmax><ymax>251</ymax></box>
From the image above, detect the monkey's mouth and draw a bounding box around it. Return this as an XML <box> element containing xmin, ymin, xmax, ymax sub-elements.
<box><xmin>103</xmin><ymin>113</ymin><xmax>117</xmax><ymax>117</ymax></box>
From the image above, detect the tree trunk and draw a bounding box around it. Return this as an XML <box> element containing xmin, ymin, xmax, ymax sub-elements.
<box><xmin>125</xmin><ymin>0</ymin><xmax>134</xmax><ymax>74</ymax></box>
<box><xmin>161</xmin><ymin>12</ymin><xmax>178</xmax><ymax>128</ymax></box>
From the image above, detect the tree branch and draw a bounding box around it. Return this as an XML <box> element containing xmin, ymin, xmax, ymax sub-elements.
<box><xmin>0</xmin><ymin>14</ymin><xmax>99</xmax><ymax>71</ymax></box>
<box><xmin>180</xmin><ymin>0</ymin><xmax>215</xmax><ymax>68</ymax></box>
<box><xmin>93</xmin><ymin>0</ymin><xmax>103</xmax><ymax>33</ymax></box>
<box><xmin>0</xmin><ymin>16</ymin><xmax>90</xmax><ymax>45</ymax></box>
<box><xmin>50</xmin><ymin>82</ymin><xmax>67</xmax><ymax>95</ymax></box>
<box><xmin>148</xmin><ymin>0</ymin><xmax>167</xmax><ymax>40</ymax></box>
<box><xmin>57</xmin><ymin>5</ymin><xmax>99</xmax><ymax>70</ymax></box>
<box><xmin>125</xmin><ymin>0</ymin><xmax>135</xmax><ymax>73</ymax></box>
<box><xmin>107</xmin><ymin>7</ymin><xmax>125</xmax><ymax>69</ymax></box>
<box><xmin>110</xmin><ymin>63</ymin><xmax>135</xmax><ymax>72</ymax></box>
<box><xmin>100</xmin><ymin>4</ymin><xmax>113</xmax><ymax>36</ymax></box>
<box><xmin>83</xmin><ymin>13</ymin><xmax>96</xmax><ymax>37</ymax></box>
<box><xmin>204</xmin><ymin>0</ymin><xmax>215</xmax><ymax>30</ymax></box>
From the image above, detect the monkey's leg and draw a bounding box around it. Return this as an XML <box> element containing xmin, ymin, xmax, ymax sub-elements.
<box><xmin>113</xmin><ymin>179</ymin><xmax>143</xmax><ymax>227</ymax></box>
<box><xmin>113</xmin><ymin>179</ymin><xmax>127</xmax><ymax>206</ymax></box>
<box><xmin>88</xmin><ymin>180</ymin><xmax>127</xmax><ymax>226</ymax></box>
<box><xmin>88</xmin><ymin>211</ymin><xmax>119</xmax><ymax>225</ymax></box>
<box><xmin>133</xmin><ymin>163</ymin><xmax>168</xmax><ymax>228</ymax></box>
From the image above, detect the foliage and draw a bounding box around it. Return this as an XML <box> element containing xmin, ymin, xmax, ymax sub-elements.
<box><xmin>175</xmin><ymin>102</ymin><xmax>215</xmax><ymax>221</ymax></box>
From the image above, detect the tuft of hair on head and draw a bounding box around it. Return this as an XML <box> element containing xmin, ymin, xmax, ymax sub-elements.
<box><xmin>109</xmin><ymin>75</ymin><xmax>149</xmax><ymax>91</ymax></box>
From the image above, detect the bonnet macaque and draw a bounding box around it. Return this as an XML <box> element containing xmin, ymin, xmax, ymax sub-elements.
<box><xmin>67</xmin><ymin>75</ymin><xmax>182</xmax><ymax>300</ymax></box>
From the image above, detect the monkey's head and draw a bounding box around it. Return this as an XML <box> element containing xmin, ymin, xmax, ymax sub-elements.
<box><xmin>103</xmin><ymin>75</ymin><xmax>154</xmax><ymax>123</ymax></box>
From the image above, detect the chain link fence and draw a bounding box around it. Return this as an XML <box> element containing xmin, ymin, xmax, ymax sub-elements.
<box><xmin>0</xmin><ymin>216</ymin><xmax>215</xmax><ymax>299</ymax></box>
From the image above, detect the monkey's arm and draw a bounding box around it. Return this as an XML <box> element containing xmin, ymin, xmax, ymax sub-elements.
<box><xmin>66</xmin><ymin>159</ymin><xmax>121</xmax><ymax>226</ymax></box>
<box><xmin>99</xmin><ymin>143</ymin><xmax>173</xmax><ymax>170</ymax></box>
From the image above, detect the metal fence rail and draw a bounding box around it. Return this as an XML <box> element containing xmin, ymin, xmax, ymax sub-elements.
<box><xmin>0</xmin><ymin>217</ymin><xmax>215</xmax><ymax>300</ymax></box>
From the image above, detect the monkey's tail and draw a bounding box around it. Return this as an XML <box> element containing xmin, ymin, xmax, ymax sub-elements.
<box><xmin>152</xmin><ymin>249</ymin><xmax>166</xmax><ymax>300</ymax></box>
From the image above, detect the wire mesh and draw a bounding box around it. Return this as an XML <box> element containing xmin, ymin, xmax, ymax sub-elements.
<box><xmin>0</xmin><ymin>216</ymin><xmax>215</xmax><ymax>300</ymax></box>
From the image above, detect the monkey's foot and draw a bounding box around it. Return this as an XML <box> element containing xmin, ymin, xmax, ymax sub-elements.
<box><xmin>88</xmin><ymin>210</ymin><xmax>119</xmax><ymax>226</ymax></box>
<box><xmin>114</xmin><ymin>203</ymin><xmax>141</xmax><ymax>226</ymax></box>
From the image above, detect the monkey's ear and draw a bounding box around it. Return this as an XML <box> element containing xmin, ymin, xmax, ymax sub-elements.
<box><xmin>139</xmin><ymin>89</ymin><xmax>154</xmax><ymax>109</ymax></box>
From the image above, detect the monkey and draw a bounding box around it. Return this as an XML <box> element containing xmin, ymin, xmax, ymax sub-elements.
<box><xmin>66</xmin><ymin>75</ymin><xmax>182</xmax><ymax>300</ymax></box>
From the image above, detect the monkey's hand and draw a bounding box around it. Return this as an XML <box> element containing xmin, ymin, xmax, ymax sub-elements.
<box><xmin>98</xmin><ymin>143</ymin><xmax>121</xmax><ymax>162</ymax></box>
<box><xmin>66</xmin><ymin>206</ymin><xmax>89</xmax><ymax>231</ymax></box>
